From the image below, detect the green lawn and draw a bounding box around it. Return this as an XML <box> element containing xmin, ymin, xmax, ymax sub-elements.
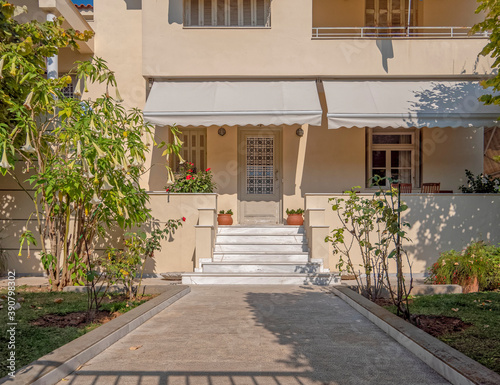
<box><xmin>0</xmin><ymin>287</ymin><xmax>150</xmax><ymax>378</ymax></box>
<box><xmin>388</xmin><ymin>292</ymin><xmax>500</xmax><ymax>374</ymax></box>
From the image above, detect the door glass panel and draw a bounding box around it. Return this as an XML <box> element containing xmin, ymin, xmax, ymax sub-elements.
<box><xmin>247</xmin><ymin>137</ymin><xmax>274</xmax><ymax>195</ymax></box>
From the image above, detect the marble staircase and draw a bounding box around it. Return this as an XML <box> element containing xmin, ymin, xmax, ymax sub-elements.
<box><xmin>182</xmin><ymin>226</ymin><xmax>340</xmax><ymax>285</ymax></box>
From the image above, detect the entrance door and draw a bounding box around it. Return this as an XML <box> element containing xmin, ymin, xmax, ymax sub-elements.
<box><xmin>238</xmin><ymin>129</ymin><xmax>282</xmax><ymax>225</ymax></box>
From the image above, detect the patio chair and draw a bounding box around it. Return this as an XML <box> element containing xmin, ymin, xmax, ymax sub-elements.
<box><xmin>421</xmin><ymin>183</ymin><xmax>440</xmax><ymax>193</ymax></box>
<box><xmin>391</xmin><ymin>183</ymin><xmax>412</xmax><ymax>193</ymax></box>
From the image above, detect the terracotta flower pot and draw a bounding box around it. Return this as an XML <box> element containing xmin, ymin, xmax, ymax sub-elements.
<box><xmin>217</xmin><ymin>214</ymin><xmax>233</xmax><ymax>226</ymax></box>
<box><xmin>452</xmin><ymin>276</ymin><xmax>479</xmax><ymax>293</ymax></box>
<box><xmin>286</xmin><ymin>214</ymin><xmax>303</xmax><ymax>226</ymax></box>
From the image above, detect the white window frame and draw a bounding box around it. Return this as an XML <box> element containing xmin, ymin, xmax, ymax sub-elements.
<box><xmin>366</xmin><ymin>128</ymin><xmax>420</xmax><ymax>188</ymax></box>
<box><xmin>184</xmin><ymin>0</ymin><xmax>271</xmax><ymax>28</ymax></box>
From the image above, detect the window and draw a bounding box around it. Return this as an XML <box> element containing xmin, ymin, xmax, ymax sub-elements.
<box><xmin>365</xmin><ymin>0</ymin><xmax>417</xmax><ymax>28</ymax></box>
<box><xmin>367</xmin><ymin>128</ymin><xmax>420</xmax><ymax>187</ymax></box>
<box><xmin>172</xmin><ymin>128</ymin><xmax>207</xmax><ymax>173</ymax></box>
<box><xmin>61</xmin><ymin>75</ymin><xmax>76</xmax><ymax>99</ymax></box>
<box><xmin>184</xmin><ymin>0</ymin><xmax>271</xmax><ymax>27</ymax></box>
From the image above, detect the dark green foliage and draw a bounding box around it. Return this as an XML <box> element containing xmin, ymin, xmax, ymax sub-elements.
<box><xmin>459</xmin><ymin>170</ymin><xmax>500</xmax><ymax>193</ymax></box>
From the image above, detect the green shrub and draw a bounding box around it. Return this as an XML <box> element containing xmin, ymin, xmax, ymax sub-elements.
<box><xmin>459</xmin><ymin>170</ymin><xmax>500</xmax><ymax>193</ymax></box>
<box><xmin>286</xmin><ymin>208</ymin><xmax>304</xmax><ymax>215</ymax></box>
<box><xmin>427</xmin><ymin>241</ymin><xmax>500</xmax><ymax>290</ymax></box>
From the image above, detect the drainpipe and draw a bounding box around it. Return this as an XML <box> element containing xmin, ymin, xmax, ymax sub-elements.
<box><xmin>407</xmin><ymin>0</ymin><xmax>413</xmax><ymax>37</ymax></box>
<box><xmin>46</xmin><ymin>13</ymin><xmax>58</xmax><ymax>79</ymax></box>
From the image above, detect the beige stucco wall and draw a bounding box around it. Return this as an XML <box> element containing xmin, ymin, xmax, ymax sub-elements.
<box><xmin>422</xmin><ymin>0</ymin><xmax>484</xmax><ymax>27</ymax></box>
<box><xmin>313</xmin><ymin>0</ymin><xmax>365</xmax><ymax>28</ymax></box>
<box><xmin>142</xmin><ymin>0</ymin><xmax>493</xmax><ymax>77</ymax></box>
<box><xmin>422</xmin><ymin>127</ymin><xmax>484</xmax><ymax>191</ymax></box>
<box><xmin>145</xmin><ymin>193</ymin><xmax>217</xmax><ymax>273</ymax></box>
<box><xmin>306</xmin><ymin>193</ymin><xmax>500</xmax><ymax>275</ymax></box>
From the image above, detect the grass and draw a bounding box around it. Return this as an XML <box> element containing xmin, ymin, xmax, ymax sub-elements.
<box><xmin>0</xmin><ymin>286</ymin><xmax>151</xmax><ymax>378</ymax></box>
<box><xmin>386</xmin><ymin>292</ymin><xmax>500</xmax><ymax>374</ymax></box>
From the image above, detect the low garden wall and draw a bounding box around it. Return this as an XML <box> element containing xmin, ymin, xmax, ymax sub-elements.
<box><xmin>0</xmin><ymin>185</ymin><xmax>217</xmax><ymax>275</ymax></box>
<box><xmin>144</xmin><ymin>193</ymin><xmax>217</xmax><ymax>274</ymax></box>
<box><xmin>305</xmin><ymin>193</ymin><xmax>500</xmax><ymax>275</ymax></box>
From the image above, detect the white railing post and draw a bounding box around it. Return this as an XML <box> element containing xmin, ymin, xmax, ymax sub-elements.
<box><xmin>305</xmin><ymin>195</ymin><xmax>330</xmax><ymax>272</ymax></box>
<box><xmin>194</xmin><ymin>207</ymin><xmax>216</xmax><ymax>272</ymax></box>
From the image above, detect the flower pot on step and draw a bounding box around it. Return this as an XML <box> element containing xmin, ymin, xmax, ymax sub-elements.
<box><xmin>286</xmin><ymin>214</ymin><xmax>303</xmax><ymax>226</ymax></box>
<box><xmin>217</xmin><ymin>214</ymin><xmax>233</xmax><ymax>226</ymax></box>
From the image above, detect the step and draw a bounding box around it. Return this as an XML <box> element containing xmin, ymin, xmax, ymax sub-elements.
<box><xmin>201</xmin><ymin>262</ymin><xmax>322</xmax><ymax>274</ymax></box>
<box><xmin>217</xmin><ymin>226</ymin><xmax>305</xmax><ymax>236</ymax></box>
<box><xmin>182</xmin><ymin>273</ymin><xmax>341</xmax><ymax>286</ymax></box>
<box><xmin>212</xmin><ymin>253</ymin><xmax>309</xmax><ymax>263</ymax></box>
<box><xmin>216</xmin><ymin>234</ymin><xmax>306</xmax><ymax>245</ymax></box>
<box><xmin>214</xmin><ymin>244</ymin><xmax>309</xmax><ymax>253</ymax></box>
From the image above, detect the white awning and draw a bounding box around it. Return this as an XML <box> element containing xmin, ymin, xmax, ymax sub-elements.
<box><xmin>324</xmin><ymin>80</ymin><xmax>500</xmax><ymax>129</ymax></box>
<box><xmin>144</xmin><ymin>81</ymin><xmax>322</xmax><ymax>127</ymax></box>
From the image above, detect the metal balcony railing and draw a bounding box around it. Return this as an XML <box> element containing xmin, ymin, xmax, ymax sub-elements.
<box><xmin>311</xmin><ymin>26</ymin><xmax>490</xmax><ymax>39</ymax></box>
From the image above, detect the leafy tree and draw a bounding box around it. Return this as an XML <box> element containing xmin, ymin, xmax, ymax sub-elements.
<box><xmin>0</xmin><ymin>2</ymin><xmax>182</xmax><ymax>290</ymax></box>
<box><xmin>472</xmin><ymin>0</ymin><xmax>500</xmax><ymax>164</ymax></box>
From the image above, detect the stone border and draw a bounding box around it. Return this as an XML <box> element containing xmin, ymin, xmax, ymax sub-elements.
<box><xmin>0</xmin><ymin>285</ymin><xmax>190</xmax><ymax>385</ymax></box>
<box><xmin>332</xmin><ymin>286</ymin><xmax>500</xmax><ymax>385</ymax></box>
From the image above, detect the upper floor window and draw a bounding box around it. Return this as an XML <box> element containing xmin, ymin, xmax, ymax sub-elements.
<box><xmin>184</xmin><ymin>0</ymin><xmax>271</xmax><ymax>27</ymax></box>
<box><xmin>365</xmin><ymin>0</ymin><xmax>417</xmax><ymax>28</ymax></box>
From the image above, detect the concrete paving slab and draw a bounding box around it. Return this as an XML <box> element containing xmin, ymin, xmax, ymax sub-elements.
<box><xmin>58</xmin><ymin>286</ymin><xmax>448</xmax><ymax>385</ymax></box>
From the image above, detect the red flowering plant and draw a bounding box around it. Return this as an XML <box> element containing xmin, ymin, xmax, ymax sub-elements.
<box><xmin>166</xmin><ymin>162</ymin><xmax>216</xmax><ymax>193</ymax></box>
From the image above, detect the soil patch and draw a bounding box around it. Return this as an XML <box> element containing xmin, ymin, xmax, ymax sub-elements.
<box><xmin>31</xmin><ymin>310</ymin><xmax>117</xmax><ymax>328</ymax></box>
<box><xmin>374</xmin><ymin>298</ymin><xmax>395</xmax><ymax>307</ymax></box>
<box><xmin>410</xmin><ymin>314</ymin><xmax>472</xmax><ymax>337</ymax></box>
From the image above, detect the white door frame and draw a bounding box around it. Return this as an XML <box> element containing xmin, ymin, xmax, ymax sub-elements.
<box><xmin>237</xmin><ymin>127</ymin><xmax>283</xmax><ymax>225</ymax></box>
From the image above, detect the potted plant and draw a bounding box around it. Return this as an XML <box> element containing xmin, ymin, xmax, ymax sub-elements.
<box><xmin>217</xmin><ymin>209</ymin><xmax>233</xmax><ymax>226</ymax></box>
<box><xmin>286</xmin><ymin>208</ymin><xmax>304</xmax><ymax>225</ymax></box>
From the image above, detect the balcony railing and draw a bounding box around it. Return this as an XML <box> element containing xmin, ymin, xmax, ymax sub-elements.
<box><xmin>312</xmin><ymin>26</ymin><xmax>490</xmax><ymax>39</ymax></box>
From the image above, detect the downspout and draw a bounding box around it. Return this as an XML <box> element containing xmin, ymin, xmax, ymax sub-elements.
<box><xmin>46</xmin><ymin>13</ymin><xmax>58</xmax><ymax>79</ymax></box>
<box><xmin>407</xmin><ymin>0</ymin><xmax>412</xmax><ymax>37</ymax></box>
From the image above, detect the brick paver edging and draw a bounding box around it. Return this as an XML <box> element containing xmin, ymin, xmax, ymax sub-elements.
<box><xmin>0</xmin><ymin>285</ymin><xmax>190</xmax><ymax>385</ymax></box>
<box><xmin>332</xmin><ymin>286</ymin><xmax>500</xmax><ymax>385</ymax></box>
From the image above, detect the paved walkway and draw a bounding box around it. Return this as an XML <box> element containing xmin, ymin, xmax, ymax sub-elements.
<box><xmin>58</xmin><ymin>286</ymin><xmax>449</xmax><ymax>385</ymax></box>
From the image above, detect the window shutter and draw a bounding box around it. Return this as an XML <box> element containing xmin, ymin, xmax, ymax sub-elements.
<box><xmin>243</xmin><ymin>0</ymin><xmax>252</xmax><ymax>26</ymax></box>
<box><xmin>255</xmin><ymin>0</ymin><xmax>265</xmax><ymax>26</ymax></box>
<box><xmin>365</xmin><ymin>0</ymin><xmax>376</xmax><ymax>27</ymax></box>
<box><xmin>378</xmin><ymin>0</ymin><xmax>389</xmax><ymax>27</ymax></box>
<box><xmin>229</xmin><ymin>0</ymin><xmax>239</xmax><ymax>26</ymax></box>
<box><xmin>203</xmin><ymin>0</ymin><xmax>212</xmax><ymax>26</ymax></box>
<box><xmin>216</xmin><ymin>0</ymin><xmax>225</xmax><ymax>25</ymax></box>
<box><xmin>188</xmin><ymin>0</ymin><xmax>198</xmax><ymax>26</ymax></box>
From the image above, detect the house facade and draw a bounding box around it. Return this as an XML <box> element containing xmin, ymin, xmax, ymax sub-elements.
<box><xmin>3</xmin><ymin>0</ymin><xmax>500</xmax><ymax>282</ymax></box>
